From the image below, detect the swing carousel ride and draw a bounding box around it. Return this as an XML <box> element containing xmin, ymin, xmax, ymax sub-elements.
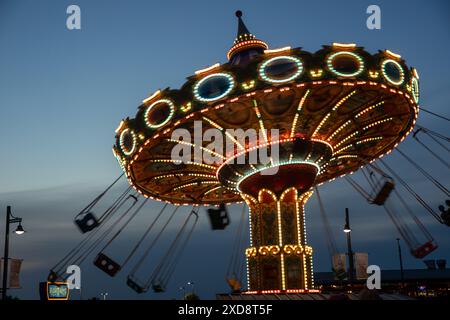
<box><xmin>48</xmin><ymin>11</ymin><xmax>449</xmax><ymax>295</ymax></box>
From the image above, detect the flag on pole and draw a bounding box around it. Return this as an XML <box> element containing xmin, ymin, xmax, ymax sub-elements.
<box><xmin>332</xmin><ymin>253</ymin><xmax>347</xmax><ymax>280</ymax></box>
<box><xmin>355</xmin><ymin>253</ymin><xmax>369</xmax><ymax>280</ymax></box>
<box><xmin>0</xmin><ymin>258</ymin><xmax>23</xmax><ymax>288</ymax></box>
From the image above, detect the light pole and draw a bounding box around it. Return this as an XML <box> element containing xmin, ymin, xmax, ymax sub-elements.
<box><xmin>2</xmin><ymin>206</ymin><xmax>25</xmax><ymax>300</ymax></box>
<box><xmin>100</xmin><ymin>292</ymin><xmax>108</xmax><ymax>300</ymax></box>
<box><xmin>343</xmin><ymin>208</ymin><xmax>354</xmax><ymax>288</ymax></box>
<box><xmin>187</xmin><ymin>281</ymin><xmax>195</xmax><ymax>294</ymax></box>
<box><xmin>179</xmin><ymin>286</ymin><xmax>186</xmax><ymax>300</ymax></box>
<box><xmin>396</xmin><ymin>238</ymin><xmax>404</xmax><ymax>288</ymax></box>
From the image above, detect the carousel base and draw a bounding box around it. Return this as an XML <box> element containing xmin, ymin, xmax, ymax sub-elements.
<box><xmin>243</xmin><ymin>187</ymin><xmax>315</xmax><ymax>291</ymax></box>
<box><xmin>216</xmin><ymin>290</ymin><xmax>414</xmax><ymax>300</ymax></box>
<box><xmin>242</xmin><ymin>289</ymin><xmax>321</xmax><ymax>295</ymax></box>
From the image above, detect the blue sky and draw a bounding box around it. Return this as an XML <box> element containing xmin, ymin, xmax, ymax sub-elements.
<box><xmin>0</xmin><ymin>0</ymin><xmax>449</xmax><ymax>299</ymax></box>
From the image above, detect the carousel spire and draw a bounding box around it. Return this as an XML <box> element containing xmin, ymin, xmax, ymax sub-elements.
<box><xmin>227</xmin><ymin>10</ymin><xmax>268</xmax><ymax>64</ymax></box>
<box><xmin>235</xmin><ymin>10</ymin><xmax>251</xmax><ymax>38</ymax></box>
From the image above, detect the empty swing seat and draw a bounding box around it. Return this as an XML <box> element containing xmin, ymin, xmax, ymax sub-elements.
<box><xmin>152</xmin><ymin>282</ymin><xmax>165</xmax><ymax>293</ymax></box>
<box><xmin>411</xmin><ymin>240</ymin><xmax>438</xmax><ymax>259</ymax></box>
<box><xmin>93</xmin><ymin>253</ymin><xmax>121</xmax><ymax>277</ymax></box>
<box><xmin>207</xmin><ymin>204</ymin><xmax>230</xmax><ymax>230</ymax></box>
<box><xmin>127</xmin><ymin>277</ymin><xmax>146</xmax><ymax>294</ymax></box>
<box><xmin>371</xmin><ymin>181</ymin><xmax>395</xmax><ymax>205</ymax></box>
<box><xmin>74</xmin><ymin>212</ymin><xmax>100</xmax><ymax>233</ymax></box>
<box><xmin>332</xmin><ymin>267</ymin><xmax>347</xmax><ymax>280</ymax></box>
<box><xmin>226</xmin><ymin>277</ymin><xmax>241</xmax><ymax>293</ymax></box>
<box><xmin>441</xmin><ymin>210</ymin><xmax>450</xmax><ymax>226</ymax></box>
<box><xmin>47</xmin><ymin>270</ymin><xmax>61</xmax><ymax>282</ymax></box>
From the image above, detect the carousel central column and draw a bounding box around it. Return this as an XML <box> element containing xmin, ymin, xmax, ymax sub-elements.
<box><xmin>244</xmin><ymin>188</ymin><xmax>314</xmax><ymax>292</ymax></box>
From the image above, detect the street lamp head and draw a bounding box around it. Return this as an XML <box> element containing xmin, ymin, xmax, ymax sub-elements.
<box><xmin>15</xmin><ymin>223</ymin><xmax>25</xmax><ymax>235</ymax></box>
<box><xmin>343</xmin><ymin>223</ymin><xmax>351</xmax><ymax>233</ymax></box>
<box><xmin>344</xmin><ymin>208</ymin><xmax>351</xmax><ymax>233</ymax></box>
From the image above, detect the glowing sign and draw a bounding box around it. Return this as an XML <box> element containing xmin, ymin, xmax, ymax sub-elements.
<box><xmin>47</xmin><ymin>282</ymin><xmax>70</xmax><ymax>300</ymax></box>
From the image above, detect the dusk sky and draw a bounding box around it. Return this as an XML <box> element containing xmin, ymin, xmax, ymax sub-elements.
<box><xmin>0</xmin><ymin>0</ymin><xmax>449</xmax><ymax>300</ymax></box>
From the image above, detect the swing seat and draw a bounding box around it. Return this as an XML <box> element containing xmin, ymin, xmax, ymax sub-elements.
<box><xmin>127</xmin><ymin>277</ymin><xmax>146</xmax><ymax>293</ymax></box>
<box><xmin>411</xmin><ymin>240</ymin><xmax>438</xmax><ymax>259</ymax></box>
<box><xmin>441</xmin><ymin>210</ymin><xmax>450</xmax><ymax>226</ymax></box>
<box><xmin>47</xmin><ymin>270</ymin><xmax>61</xmax><ymax>282</ymax></box>
<box><xmin>371</xmin><ymin>181</ymin><xmax>394</xmax><ymax>205</ymax></box>
<box><xmin>152</xmin><ymin>282</ymin><xmax>165</xmax><ymax>293</ymax></box>
<box><xmin>436</xmin><ymin>259</ymin><xmax>447</xmax><ymax>269</ymax></box>
<box><xmin>74</xmin><ymin>212</ymin><xmax>100</xmax><ymax>233</ymax></box>
<box><xmin>332</xmin><ymin>267</ymin><xmax>347</xmax><ymax>280</ymax></box>
<box><xmin>207</xmin><ymin>204</ymin><xmax>230</xmax><ymax>230</ymax></box>
<box><xmin>226</xmin><ymin>277</ymin><xmax>242</xmax><ymax>292</ymax></box>
<box><xmin>93</xmin><ymin>253</ymin><xmax>121</xmax><ymax>277</ymax></box>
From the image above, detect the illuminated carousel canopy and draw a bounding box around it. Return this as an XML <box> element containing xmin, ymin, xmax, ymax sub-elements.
<box><xmin>113</xmin><ymin>10</ymin><xmax>420</xmax><ymax>293</ymax></box>
<box><xmin>113</xmin><ymin>18</ymin><xmax>419</xmax><ymax>206</ymax></box>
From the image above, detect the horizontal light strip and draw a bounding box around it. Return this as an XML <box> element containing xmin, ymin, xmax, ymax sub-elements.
<box><xmin>195</xmin><ymin>63</ymin><xmax>220</xmax><ymax>75</ymax></box>
<box><xmin>167</xmin><ymin>138</ymin><xmax>226</xmax><ymax>160</ymax></box>
<box><xmin>236</xmin><ymin>160</ymin><xmax>321</xmax><ymax>193</ymax></box>
<box><xmin>264</xmin><ymin>46</ymin><xmax>291</xmax><ymax>54</ymax></box>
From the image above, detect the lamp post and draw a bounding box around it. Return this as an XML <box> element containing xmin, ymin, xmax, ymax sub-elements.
<box><xmin>343</xmin><ymin>208</ymin><xmax>354</xmax><ymax>288</ymax></box>
<box><xmin>2</xmin><ymin>206</ymin><xmax>25</xmax><ymax>300</ymax></box>
<box><xmin>179</xmin><ymin>286</ymin><xmax>186</xmax><ymax>300</ymax></box>
<box><xmin>396</xmin><ymin>238</ymin><xmax>404</xmax><ymax>288</ymax></box>
<box><xmin>187</xmin><ymin>281</ymin><xmax>195</xmax><ymax>294</ymax></box>
<box><xmin>100</xmin><ymin>292</ymin><xmax>108</xmax><ymax>300</ymax></box>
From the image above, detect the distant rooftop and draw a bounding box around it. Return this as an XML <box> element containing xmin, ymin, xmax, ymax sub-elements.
<box><xmin>217</xmin><ymin>292</ymin><xmax>414</xmax><ymax>301</ymax></box>
<box><xmin>315</xmin><ymin>268</ymin><xmax>450</xmax><ymax>284</ymax></box>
